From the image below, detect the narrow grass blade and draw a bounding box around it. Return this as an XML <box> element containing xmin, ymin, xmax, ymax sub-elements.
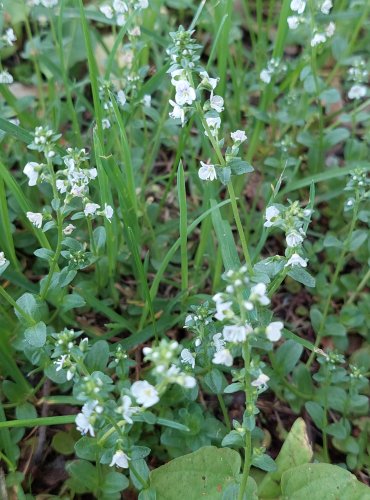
<box><xmin>177</xmin><ymin>161</ymin><xmax>188</xmax><ymax>298</ymax></box>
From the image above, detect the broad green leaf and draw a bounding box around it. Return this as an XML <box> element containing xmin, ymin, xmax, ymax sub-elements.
<box><xmin>24</xmin><ymin>321</ymin><xmax>47</xmax><ymax>348</ymax></box>
<box><xmin>281</xmin><ymin>463</ymin><xmax>370</xmax><ymax>499</ymax></box>
<box><xmin>85</xmin><ymin>340</ymin><xmax>110</xmax><ymax>372</ymax></box>
<box><xmin>52</xmin><ymin>431</ymin><xmax>76</xmax><ymax>455</ymax></box>
<box><xmin>287</xmin><ymin>267</ymin><xmax>316</xmax><ymax>288</ymax></box>
<box><xmin>149</xmin><ymin>446</ymin><xmax>241</xmax><ymax>499</ymax></box>
<box><xmin>274</xmin><ymin>340</ymin><xmax>303</xmax><ymax>375</ymax></box>
<box><xmin>258</xmin><ymin>418</ymin><xmax>313</xmax><ymax>498</ymax></box>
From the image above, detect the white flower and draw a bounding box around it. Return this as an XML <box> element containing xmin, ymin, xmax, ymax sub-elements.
<box><xmin>212</xmin><ymin>348</ymin><xmax>233</xmax><ymax>367</ymax></box>
<box><xmin>260</xmin><ymin>69</ymin><xmax>272</xmax><ymax>84</ymax></box>
<box><xmin>0</xmin><ymin>70</ymin><xmax>13</xmax><ymax>84</ymax></box>
<box><xmin>290</xmin><ymin>0</ymin><xmax>306</xmax><ymax>14</ymax></box>
<box><xmin>56</xmin><ymin>179</ymin><xmax>67</xmax><ymax>193</ymax></box>
<box><xmin>174</xmin><ymin>80</ymin><xmax>196</xmax><ymax>106</ymax></box>
<box><xmin>26</xmin><ymin>211</ymin><xmax>43</xmax><ymax>228</ymax></box>
<box><xmin>102</xmin><ymin>118</ymin><xmax>111</xmax><ymax>129</ymax></box>
<box><xmin>183</xmin><ymin>375</ymin><xmax>197</xmax><ymax>388</ymax></box>
<box><xmin>285</xmin><ymin>253</ymin><xmax>308</xmax><ymax>267</ymax></box>
<box><xmin>143</xmin><ymin>94</ymin><xmax>151</xmax><ymax>107</ymax></box>
<box><xmin>321</xmin><ymin>0</ymin><xmax>332</xmax><ymax>14</ymax></box>
<box><xmin>205</xmin><ymin>116</ymin><xmax>221</xmax><ymax>134</ymax></box>
<box><xmin>311</xmin><ymin>33</ymin><xmax>326</xmax><ymax>47</ymax></box>
<box><xmin>231</xmin><ymin>130</ymin><xmax>247</xmax><ymax>143</ymax></box>
<box><xmin>266</xmin><ymin>321</ymin><xmax>284</xmax><ymax>342</ymax></box>
<box><xmin>325</xmin><ymin>22</ymin><xmax>335</xmax><ymax>38</ymax></box>
<box><xmin>23</xmin><ymin>162</ymin><xmax>40</xmax><ymax>186</ymax></box>
<box><xmin>181</xmin><ymin>348</ymin><xmax>195</xmax><ymax>369</ymax></box>
<box><xmin>135</xmin><ymin>0</ymin><xmax>148</xmax><ymax>8</ymax></box>
<box><xmin>102</xmin><ymin>203</ymin><xmax>114</xmax><ymax>221</ymax></box>
<box><xmin>117</xmin><ymin>90</ymin><xmax>127</xmax><ymax>107</ymax></box>
<box><xmin>210</xmin><ymin>95</ymin><xmax>224</xmax><ymax>113</ymax></box>
<box><xmin>84</xmin><ymin>203</ymin><xmax>100</xmax><ymax>216</ymax></box>
<box><xmin>348</xmin><ymin>84</ymin><xmax>367</xmax><ymax>100</ymax></box>
<box><xmin>41</xmin><ymin>0</ymin><xmax>58</xmax><ymax>6</ymax></box>
<box><xmin>4</xmin><ymin>28</ymin><xmax>16</xmax><ymax>46</ymax></box>
<box><xmin>214</xmin><ymin>300</ymin><xmax>233</xmax><ymax>321</ymax></box>
<box><xmin>198</xmin><ymin>161</ymin><xmax>217</xmax><ymax>181</ymax></box>
<box><xmin>213</xmin><ymin>333</ymin><xmax>225</xmax><ymax>352</ymax></box>
<box><xmin>169</xmin><ymin>99</ymin><xmax>185</xmax><ymax>125</ymax></box>
<box><xmin>251</xmin><ymin>373</ymin><xmax>270</xmax><ymax>387</ymax></box>
<box><xmin>120</xmin><ymin>395</ymin><xmax>137</xmax><ymax>424</ymax></box>
<box><xmin>286</xmin><ymin>230</ymin><xmax>304</xmax><ymax>247</ymax></box>
<box><xmin>199</xmin><ymin>70</ymin><xmax>219</xmax><ymax>92</ymax></box>
<box><xmin>0</xmin><ymin>252</ymin><xmax>7</xmax><ymax>267</ymax></box>
<box><xmin>100</xmin><ymin>4</ymin><xmax>114</xmax><ymax>18</ymax></box>
<box><xmin>250</xmin><ymin>283</ymin><xmax>270</xmax><ymax>306</ymax></box>
<box><xmin>63</xmin><ymin>224</ymin><xmax>76</xmax><ymax>235</ymax></box>
<box><xmin>87</xmin><ymin>168</ymin><xmax>98</xmax><ymax>180</ymax></box>
<box><xmin>113</xmin><ymin>0</ymin><xmax>128</xmax><ymax>13</ymax></box>
<box><xmin>54</xmin><ymin>354</ymin><xmax>68</xmax><ymax>371</ymax></box>
<box><xmin>287</xmin><ymin>16</ymin><xmax>300</xmax><ymax>29</ymax></box>
<box><xmin>131</xmin><ymin>380</ymin><xmax>159</xmax><ymax>408</ymax></box>
<box><xmin>264</xmin><ymin>206</ymin><xmax>280</xmax><ymax>227</ymax></box>
<box><xmin>223</xmin><ymin>324</ymin><xmax>252</xmax><ymax>343</ymax></box>
<box><xmin>110</xmin><ymin>450</ymin><xmax>130</xmax><ymax>468</ymax></box>
<box><xmin>75</xmin><ymin>401</ymin><xmax>97</xmax><ymax>437</ymax></box>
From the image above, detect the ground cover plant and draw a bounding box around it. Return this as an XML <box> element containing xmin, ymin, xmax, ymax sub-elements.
<box><xmin>0</xmin><ymin>0</ymin><xmax>369</xmax><ymax>498</ymax></box>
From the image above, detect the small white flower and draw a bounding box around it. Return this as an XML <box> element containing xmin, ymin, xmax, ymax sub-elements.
<box><xmin>231</xmin><ymin>130</ymin><xmax>247</xmax><ymax>143</ymax></box>
<box><xmin>311</xmin><ymin>33</ymin><xmax>326</xmax><ymax>47</ymax></box>
<box><xmin>100</xmin><ymin>4</ymin><xmax>114</xmax><ymax>18</ymax></box>
<box><xmin>251</xmin><ymin>373</ymin><xmax>270</xmax><ymax>387</ymax></box>
<box><xmin>110</xmin><ymin>450</ymin><xmax>130</xmax><ymax>468</ymax></box>
<box><xmin>54</xmin><ymin>354</ymin><xmax>68</xmax><ymax>371</ymax></box>
<box><xmin>84</xmin><ymin>203</ymin><xmax>100</xmax><ymax>216</ymax></box>
<box><xmin>102</xmin><ymin>118</ymin><xmax>111</xmax><ymax>129</ymax></box>
<box><xmin>120</xmin><ymin>395</ymin><xmax>137</xmax><ymax>424</ymax></box>
<box><xmin>41</xmin><ymin>0</ymin><xmax>58</xmax><ymax>6</ymax></box>
<box><xmin>199</xmin><ymin>70</ymin><xmax>219</xmax><ymax>93</ymax></box>
<box><xmin>348</xmin><ymin>84</ymin><xmax>367</xmax><ymax>100</ymax></box>
<box><xmin>23</xmin><ymin>162</ymin><xmax>40</xmax><ymax>186</ymax></box>
<box><xmin>205</xmin><ymin>116</ymin><xmax>221</xmax><ymax>133</ymax></box>
<box><xmin>210</xmin><ymin>95</ymin><xmax>224</xmax><ymax>113</ymax></box>
<box><xmin>143</xmin><ymin>94</ymin><xmax>151</xmax><ymax>107</ymax></box>
<box><xmin>213</xmin><ymin>333</ymin><xmax>225</xmax><ymax>352</ymax></box>
<box><xmin>260</xmin><ymin>69</ymin><xmax>272</xmax><ymax>84</ymax></box>
<box><xmin>169</xmin><ymin>99</ymin><xmax>185</xmax><ymax>125</ymax></box>
<box><xmin>117</xmin><ymin>90</ymin><xmax>127</xmax><ymax>107</ymax></box>
<box><xmin>286</xmin><ymin>230</ymin><xmax>304</xmax><ymax>247</ymax></box>
<box><xmin>321</xmin><ymin>0</ymin><xmax>332</xmax><ymax>14</ymax></box>
<box><xmin>113</xmin><ymin>0</ymin><xmax>128</xmax><ymax>13</ymax></box>
<box><xmin>0</xmin><ymin>252</ymin><xmax>7</xmax><ymax>267</ymax></box>
<box><xmin>285</xmin><ymin>253</ymin><xmax>308</xmax><ymax>267</ymax></box>
<box><xmin>174</xmin><ymin>80</ymin><xmax>196</xmax><ymax>106</ymax></box>
<box><xmin>183</xmin><ymin>375</ymin><xmax>197</xmax><ymax>388</ymax></box>
<box><xmin>131</xmin><ymin>380</ymin><xmax>159</xmax><ymax>408</ymax></box>
<box><xmin>212</xmin><ymin>348</ymin><xmax>233</xmax><ymax>367</ymax></box>
<box><xmin>325</xmin><ymin>22</ymin><xmax>335</xmax><ymax>38</ymax></box>
<box><xmin>75</xmin><ymin>401</ymin><xmax>97</xmax><ymax>437</ymax></box>
<box><xmin>198</xmin><ymin>161</ymin><xmax>217</xmax><ymax>181</ymax></box>
<box><xmin>63</xmin><ymin>224</ymin><xmax>76</xmax><ymax>235</ymax></box>
<box><xmin>266</xmin><ymin>321</ymin><xmax>284</xmax><ymax>342</ymax></box>
<box><xmin>264</xmin><ymin>206</ymin><xmax>280</xmax><ymax>227</ymax></box>
<box><xmin>26</xmin><ymin>211</ymin><xmax>43</xmax><ymax>228</ymax></box>
<box><xmin>214</xmin><ymin>300</ymin><xmax>233</xmax><ymax>321</ymax></box>
<box><xmin>102</xmin><ymin>203</ymin><xmax>114</xmax><ymax>221</ymax></box>
<box><xmin>136</xmin><ymin>0</ymin><xmax>148</xmax><ymax>9</ymax></box>
<box><xmin>290</xmin><ymin>0</ymin><xmax>306</xmax><ymax>14</ymax></box>
<box><xmin>287</xmin><ymin>16</ymin><xmax>300</xmax><ymax>29</ymax></box>
<box><xmin>250</xmin><ymin>283</ymin><xmax>270</xmax><ymax>306</ymax></box>
<box><xmin>4</xmin><ymin>28</ymin><xmax>16</xmax><ymax>46</ymax></box>
<box><xmin>0</xmin><ymin>70</ymin><xmax>13</xmax><ymax>84</ymax></box>
<box><xmin>223</xmin><ymin>324</ymin><xmax>252</xmax><ymax>343</ymax></box>
<box><xmin>181</xmin><ymin>348</ymin><xmax>195</xmax><ymax>369</ymax></box>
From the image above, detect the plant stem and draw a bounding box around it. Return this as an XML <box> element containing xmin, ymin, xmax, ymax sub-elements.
<box><xmin>0</xmin><ymin>286</ymin><xmax>35</xmax><ymax>324</ymax></box>
<box><xmin>306</xmin><ymin>196</ymin><xmax>360</xmax><ymax>367</ymax></box>
<box><xmin>217</xmin><ymin>394</ymin><xmax>231</xmax><ymax>432</ymax></box>
<box><xmin>238</xmin><ymin>341</ymin><xmax>252</xmax><ymax>500</ymax></box>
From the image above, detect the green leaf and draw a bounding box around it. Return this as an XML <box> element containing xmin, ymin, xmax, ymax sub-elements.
<box><xmin>252</xmin><ymin>453</ymin><xmax>277</xmax><ymax>472</ymax></box>
<box><xmin>15</xmin><ymin>293</ymin><xmax>48</xmax><ymax>325</ymax></box>
<box><xmin>224</xmin><ymin>382</ymin><xmax>243</xmax><ymax>394</ymax></box>
<box><xmin>305</xmin><ymin>401</ymin><xmax>324</xmax><ymax>429</ymax></box>
<box><xmin>258</xmin><ymin>418</ymin><xmax>313</xmax><ymax>498</ymax></box>
<box><xmin>215</xmin><ymin>166</ymin><xmax>231</xmax><ymax>185</ymax></box>
<box><xmin>85</xmin><ymin>340</ymin><xmax>110</xmax><ymax>372</ymax></box>
<box><xmin>203</xmin><ymin>369</ymin><xmax>227</xmax><ymax>395</ymax></box>
<box><xmin>281</xmin><ymin>463</ymin><xmax>370</xmax><ymax>499</ymax></box>
<box><xmin>52</xmin><ymin>431</ymin><xmax>76</xmax><ymax>455</ymax></box>
<box><xmin>287</xmin><ymin>267</ymin><xmax>316</xmax><ymax>288</ymax></box>
<box><xmin>221</xmin><ymin>430</ymin><xmax>244</xmax><ymax>448</ymax></box>
<box><xmin>274</xmin><ymin>340</ymin><xmax>303</xmax><ymax>375</ymax></box>
<box><xmin>15</xmin><ymin>402</ymin><xmax>37</xmax><ymax>420</ymax></box>
<box><xmin>75</xmin><ymin>437</ymin><xmax>100</xmax><ymax>460</ymax></box>
<box><xmin>228</xmin><ymin>159</ymin><xmax>254</xmax><ymax>176</ymax></box>
<box><xmin>66</xmin><ymin>460</ymin><xmax>98</xmax><ymax>494</ymax></box>
<box><xmin>222</xmin><ymin>477</ymin><xmax>258</xmax><ymax>499</ymax></box>
<box><xmin>24</xmin><ymin>321</ymin><xmax>47</xmax><ymax>348</ymax></box>
<box><xmin>324</xmin><ymin>128</ymin><xmax>350</xmax><ymax>149</ymax></box>
<box><xmin>349</xmin><ymin>230</ymin><xmax>368</xmax><ymax>251</ymax></box>
<box><xmin>149</xmin><ymin>446</ymin><xmax>241</xmax><ymax>499</ymax></box>
<box><xmin>61</xmin><ymin>293</ymin><xmax>86</xmax><ymax>312</ymax></box>
<box><xmin>102</xmin><ymin>471</ymin><xmax>129</xmax><ymax>495</ymax></box>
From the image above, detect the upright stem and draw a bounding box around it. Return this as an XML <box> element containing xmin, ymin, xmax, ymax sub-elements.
<box><xmin>238</xmin><ymin>341</ymin><xmax>252</xmax><ymax>500</ymax></box>
<box><xmin>306</xmin><ymin>196</ymin><xmax>360</xmax><ymax>367</ymax></box>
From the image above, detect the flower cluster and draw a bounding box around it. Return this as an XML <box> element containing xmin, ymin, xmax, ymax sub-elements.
<box><xmin>0</xmin><ymin>28</ymin><xmax>16</xmax><ymax>48</ymax></box>
<box><xmin>264</xmin><ymin>201</ymin><xmax>312</xmax><ymax>268</ymax></box>
<box><xmin>287</xmin><ymin>0</ymin><xmax>335</xmax><ymax>47</ymax></box>
<box><xmin>98</xmin><ymin>79</ymin><xmax>127</xmax><ymax>129</ymax></box>
<box><xmin>260</xmin><ymin>58</ymin><xmax>287</xmax><ymax>84</ymax></box>
<box><xmin>100</xmin><ymin>0</ymin><xmax>149</xmax><ymax>28</ymax></box>
<box><xmin>344</xmin><ymin>169</ymin><xmax>370</xmax><ymax>210</ymax></box>
<box><xmin>347</xmin><ymin>59</ymin><xmax>368</xmax><ymax>100</ymax></box>
<box><xmin>27</xmin><ymin>0</ymin><xmax>58</xmax><ymax>6</ymax></box>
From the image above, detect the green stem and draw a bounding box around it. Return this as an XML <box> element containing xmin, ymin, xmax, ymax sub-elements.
<box><xmin>238</xmin><ymin>342</ymin><xmax>252</xmax><ymax>500</ymax></box>
<box><xmin>217</xmin><ymin>394</ymin><xmax>231</xmax><ymax>432</ymax></box>
<box><xmin>0</xmin><ymin>286</ymin><xmax>35</xmax><ymax>324</ymax></box>
<box><xmin>306</xmin><ymin>196</ymin><xmax>360</xmax><ymax>367</ymax></box>
<box><xmin>346</xmin><ymin>268</ymin><xmax>370</xmax><ymax>306</ymax></box>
